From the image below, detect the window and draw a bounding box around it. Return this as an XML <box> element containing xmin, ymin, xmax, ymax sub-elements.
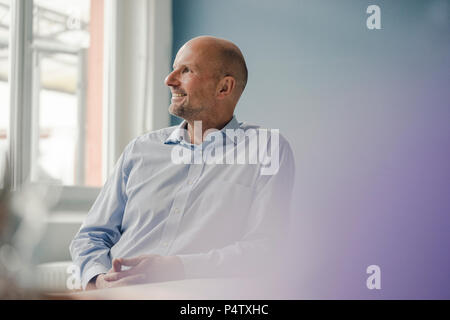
<box><xmin>4</xmin><ymin>0</ymin><xmax>172</xmax><ymax>212</ymax></box>
<box><xmin>31</xmin><ymin>0</ymin><xmax>103</xmax><ymax>187</ymax></box>
<box><xmin>0</xmin><ymin>0</ymin><xmax>9</xmax><ymax>155</ymax></box>
<box><xmin>6</xmin><ymin>0</ymin><xmax>104</xmax><ymax>194</ymax></box>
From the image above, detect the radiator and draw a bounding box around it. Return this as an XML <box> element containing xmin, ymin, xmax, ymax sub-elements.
<box><xmin>35</xmin><ymin>261</ymin><xmax>75</xmax><ymax>292</ymax></box>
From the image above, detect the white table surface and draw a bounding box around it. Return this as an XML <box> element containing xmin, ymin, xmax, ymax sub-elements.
<box><xmin>61</xmin><ymin>277</ymin><xmax>285</xmax><ymax>300</ymax></box>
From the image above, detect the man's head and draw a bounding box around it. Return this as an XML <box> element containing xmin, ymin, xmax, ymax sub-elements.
<box><xmin>165</xmin><ymin>36</ymin><xmax>247</xmax><ymax>124</ymax></box>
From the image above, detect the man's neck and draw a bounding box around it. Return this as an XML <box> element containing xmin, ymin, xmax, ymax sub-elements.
<box><xmin>186</xmin><ymin>116</ymin><xmax>233</xmax><ymax>145</ymax></box>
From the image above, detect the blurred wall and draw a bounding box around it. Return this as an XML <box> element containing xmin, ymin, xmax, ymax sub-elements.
<box><xmin>172</xmin><ymin>0</ymin><xmax>450</xmax><ymax>298</ymax></box>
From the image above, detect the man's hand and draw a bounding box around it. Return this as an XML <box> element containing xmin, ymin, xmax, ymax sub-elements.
<box><xmin>96</xmin><ymin>272</ymin><xmax>148</xmax><ymax>289</ymax></box>
<box><xmin>85</xmin><ymin>260</ymin><xmax>145</xmax><ymax>290</ymax></box>
<box><xmin>89</xmin><ymin>255</ymin><xmax>185</xmax><ymax>289</ymax></box>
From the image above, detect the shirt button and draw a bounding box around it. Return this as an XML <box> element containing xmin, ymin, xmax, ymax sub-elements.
<box><xmin>174</xmin><ymin>208</ymin><xmax>180</xmax><ymax>214</ymax></box>
<box><xmin>187</xmin><ymin>180</ymin><xmax>194</xmax><ymax>185</ymax></box>
<box><xmin>162</xmin><ymin>242</ymin><xmax>168</xmax><ymax>247</ymax></box>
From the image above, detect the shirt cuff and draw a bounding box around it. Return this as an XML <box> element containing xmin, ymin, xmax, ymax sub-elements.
<box><xmin>82</xmin><ymin>263</ymin><xmax>109</xmax><ymax>290</ymax></box>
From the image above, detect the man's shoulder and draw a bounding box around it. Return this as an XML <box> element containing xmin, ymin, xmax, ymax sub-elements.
<box><xmin>238</xmin><ymin>121</ymin><xmax>279</xmax><ymax>133</ymax></box>
<box><xmin>238</xmin><ymin>121</ymin><xmax>261</xmax><ymax>131</ymax></box>
<box><xmin>132</xmin><ymin>125</ymin><xmax>179</xmax><ymax>145</ymax></box>
<box><xmin>238</xmin><ymin>122</ymin><xmax>292</xmax><ymax>147</ymax></box>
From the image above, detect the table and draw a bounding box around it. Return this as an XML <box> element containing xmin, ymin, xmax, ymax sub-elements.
<box><xmin>61</xmin><ymin>277</ymin><xmax>285</xmax><ymax>300</ymax></box>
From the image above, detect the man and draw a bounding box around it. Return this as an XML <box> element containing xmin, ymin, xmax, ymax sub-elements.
<box><xmin>70</xmin><ymin>36</ymin><xmax>295</xmax><ymax>290</ymax></box>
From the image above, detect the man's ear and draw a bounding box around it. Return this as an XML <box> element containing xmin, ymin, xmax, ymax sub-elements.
<box><xmin>216</xmin><ymin>76</ymin><xmax>236</xmax><ymax>99</ymax></box>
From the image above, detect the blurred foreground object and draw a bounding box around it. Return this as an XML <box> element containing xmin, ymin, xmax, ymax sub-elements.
<box><xmin>0</xmin><ymin>151</ymin><xmax>49</xmax><ymax>299</ymax></box>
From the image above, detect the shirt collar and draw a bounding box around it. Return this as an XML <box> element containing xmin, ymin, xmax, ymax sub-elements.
<box><xmin>164</xmin><ymin>115</ymin><xmax>241</xmax><ymax>145</ymax></box>
<box><xmin>164</xmin><ymin>120</ymin><xmax>189</xmax><ymax>145</ymax></box>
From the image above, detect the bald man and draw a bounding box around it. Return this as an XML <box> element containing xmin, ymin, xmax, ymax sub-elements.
<box><xmin>70</xmin><ymin>36</ymin><xmax>295</xmax><ymax>290</ymax></box>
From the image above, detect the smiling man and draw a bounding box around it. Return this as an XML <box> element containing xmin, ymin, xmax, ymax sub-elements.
<box><xmin>70</xmin><ymin>36</ymin><xmax>295</xmax><ymax>290</ymax></box>
<box><xmin>166</xmin><ymin>36</ymin><xmax>248</xmax><ymax>144</ymax></box>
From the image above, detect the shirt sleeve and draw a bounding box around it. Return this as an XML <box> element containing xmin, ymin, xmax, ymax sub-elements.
<box><xmin>69</xmin><ymin>141</ymin><xmax>133</xmax><ymax>289</ymax></box>
<box><xmin>177</xmin><ymin>134</ymin><xmax>296</xmax><ymax>279</ymax></box>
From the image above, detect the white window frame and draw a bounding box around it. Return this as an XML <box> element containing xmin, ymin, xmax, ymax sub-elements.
<box><xmin>7</xmin><ymin>0</ymin><xmax>172</xmax><ymax>213</ymax></box>
<box><xmin>104</xmin><ymin>0</ymin><xmax>172</xmax><ymax>174</ymax></box>
<box><xmin>9</xmin><ymin>0</ymin><xmax>33</xmax><ymax>190</ymax></box>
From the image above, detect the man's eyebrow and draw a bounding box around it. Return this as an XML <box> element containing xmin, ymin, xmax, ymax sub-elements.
<box><xmin>172</xmin><ymin>63</ymin><xmax>185</xmax><ymax>69</ymax></box>
<box><xmin>172</xmin><ymin>63</ymin><xmax>198</xmax><ymax>70</ymax></box>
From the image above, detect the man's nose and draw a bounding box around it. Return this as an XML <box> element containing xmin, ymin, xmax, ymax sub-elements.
<box><xmin>165</xmin><ymin>70</ymin><xmax>179</xmax><ymax>87</ymax></box>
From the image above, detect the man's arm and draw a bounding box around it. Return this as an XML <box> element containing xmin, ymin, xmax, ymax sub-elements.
<box><xmin>69</xmin><ymin>141</ymin><xmax>133</xmax><ymax>290</ymax></box>
<box><xmin>86</xmin><ymin>275</ymin><xmax>101</xmax><ymax>290</ymax></box>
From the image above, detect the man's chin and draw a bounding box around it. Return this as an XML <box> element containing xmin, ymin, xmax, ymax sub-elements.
<box><xmin>169</xmin><ymin>104</ymin><xmax>197</xmax><ymax>120</ymax></box>
<box><xmin>169</xmin><ymin>104</ymin><xmax>185</xmax><ymax>119</ymax></box>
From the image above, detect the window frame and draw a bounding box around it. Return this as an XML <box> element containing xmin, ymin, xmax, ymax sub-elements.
<box><xmin>7</xmin><ymin>0</ymin><xmax>172</xmax><ymax>213</ymax></box>
<box><xmin>9</xmin><ymin>0</ymin><xmax>33</xmax><ymax>190</ymax></box>
<box><xmin>8</xmin><ymin>0</ymin><xmax>100</xmax><ymax>210</ymax></box>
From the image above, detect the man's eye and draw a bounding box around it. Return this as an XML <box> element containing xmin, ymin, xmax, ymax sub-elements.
<box><xmin>182</xmin><ymin>67</ymin><xmax>190</xmax><ymax>73</ymax></box>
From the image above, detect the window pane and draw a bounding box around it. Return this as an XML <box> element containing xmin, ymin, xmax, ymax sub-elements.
<box><xmin>31</xmin><ymin>0</ymin><xmax>103</xmax><ymax>187</ymax></box>
<box><xmin>0</xmin><ymin>0</ymin><xmax>9</xmax><ymax>155</ymax></box>
<box><xmin>35</xmin><ymin>53</ymin><xmax>79</xmax><ymax>185</ymax></box>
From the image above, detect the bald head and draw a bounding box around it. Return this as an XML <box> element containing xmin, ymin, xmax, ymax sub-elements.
<box><xmin>166</xmin><ymin>36</ymin><xmax>248</xmax><ymax>128</ymax></box>
<box><xmin>185</xmin><ymin>36</ymin><xmax>248</xmax><ymax>94</ymax></box>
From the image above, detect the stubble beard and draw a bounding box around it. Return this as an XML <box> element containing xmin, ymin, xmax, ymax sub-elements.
<box><xmin>169</xmin><ymin>101</ymin><xmax>205</xmax><ymax>121</ymax></box>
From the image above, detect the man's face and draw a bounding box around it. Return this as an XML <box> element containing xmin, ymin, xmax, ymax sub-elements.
<box><xmin>165</xmin><ymin>42</ymin><xmax>221</xmax><ymax>120</ymax></box>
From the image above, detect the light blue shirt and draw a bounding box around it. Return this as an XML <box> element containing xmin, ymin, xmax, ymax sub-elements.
<box><xmin>70</xmin><ymin>116</ymin><xmax>295</xmax><ymax>289</ymax></box>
